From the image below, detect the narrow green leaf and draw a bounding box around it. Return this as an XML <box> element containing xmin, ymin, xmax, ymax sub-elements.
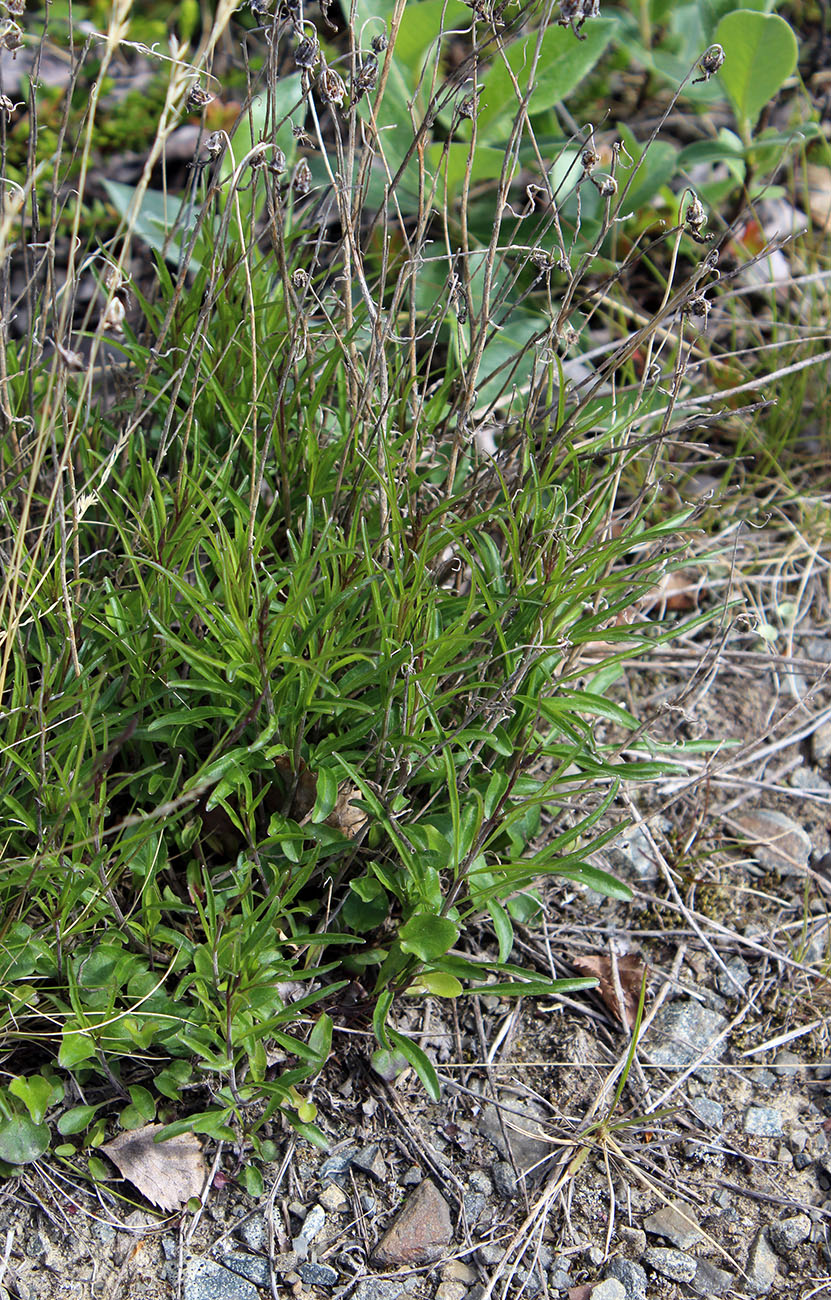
<box><xmin>387</xmin><ymin>1029</ymin><xmax>441</xmax><ymax>1102</ymax></box>
<box><xmin>487</xmin><ymin>900</ymin><xmax>514</xmax><ymax>963</ymax></box>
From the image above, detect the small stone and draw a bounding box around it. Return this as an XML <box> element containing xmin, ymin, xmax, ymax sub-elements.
<box><xmin>469</xmin><ymin>1171</ymin><xmax>493</xmax><ymax>1195</ymax></box>
<box><xmin>769</xmin><ymin>1214</ymin><xmax>811</xmax><ymax>1254</ymax></box>
<box><xmin>464</xmin><ymin>1191</ymin><xmax>487</xmax><ymax>1225</ymax></box>
<box><xmin>235</xmin><ymin>1213</ymin><xmax>266</xmax><ymax>1252</ymax></box>
<box><xmin>550</xmin><ymin>1269</ymin><xmax>571</xmax><ymax>1292</ymax></box>
<box><xmin>478</xmin><ymin>1098</ymin><xmax>551</xmax><ymax>1176</ymax></box>
<box><xmin>616</xmin><ymin>1226</ymin><xmax>646</xmax><ymax>1254</ymax></box>
<box><xmin>794</xmin><ymin>1151</ymin><xmax>812</xmax><ymax>1170</ymax></box>
<box><xmin>744</xmin><ymin>1106</ymin><xmax>783</xmax><ymax>1137</ymax></box>
<box><xmin>372</xmin><ymin>1179</ymin><xmax>453</xmax><ymax>1266</ymax></box>
<box><xmin>273</xmin><ymin>1253</ymin><xmax>299</xmax><ymax>1275</ymax></box>
<box><xmin>813</xmin><ymin>716</ymin><xmax>831</xmax><ymax>762</ymax></box>
<box><xmin>642</xmin><ymin>1002</ymin><xmax>728</xmax><ymax>1073</ymax></box>
<box><xmin>643</xmin><ymin>1200</ymin><xmax>704</xmax><ymax>1250</ymax></box>
<box><xmin>441</xmin><ymin>1262</ymin><xmax>476</xmax><ymax>1284</ymax></box>
<box><xmin>773</xmin><ymin>1049</ymin><xmax>804</xmax><ymax>1078</ymax></box>
<box><xmin>745</xmin><ymin>1228</ymin><xmax>778</xmax><ymax>1295</ymax></box>
<box><xmin>590</xmin><ymin>1281</ymin><xmax>626</xmax><ymax>1300</ymax></box>
<box><xmin>603</xmin><ymin>1256</ymin><xmax>647</xmax><ymax>1300</ymax></box>
<box><xmin>403</xmin><ymin>1166</ymin><xmax>422</xmax><ymax>1186</ymax></box>
<box><xmin>184</xmin><ymin>1258</ymin><xmax>260</xmax><ymax>1300</ymax></box>
<box><xmin>318</xmin><ymin>1184</ymin><xmax>349</xmax><ymax>1213</ymax></box>
<box><xmin>319</xmin><ymin>1151</ymin><xmax>357</xmax><ymax>1183</ymax></box>
<box><xmin>492</xmin><ymin>1161</ymin><xmax>518</xmax><ymax>1199</ymax></box>
<box><xmin>689</xmin><ymin>1258</ymin><xmax>735</xmax><ymax>1295</ymax></box>
<box><xmin>790</xmin><ymin>1127</ymin><xmax>809</xmax><ymax>1153</ymax></box>
<box><xmin>292</xmin><ymin>1205</ymin><xmax>326</xmax><ymax>1260</ymax></box>
<box><xmin>642</xmin><ymin>1246</ymin><xmax>696</xmax><ymax>1282</ymax></box>
<box><xmin>586</xmin><ymin>1244</ymin><xmax>605</xmax><ymax>1266</ymax></box>
<box><xmin>212</xmin><ymin>1252</ymin><xmax>270</xmax><ymax>1286</ymax></box>
<box><xmin>478</xmin><ymin>1245</ymin><xmax>504</xmax><ymax>1267</ymax></box>
<box><xmin>691</xmin><ymin>1097</ymin><xmax>723</xmax><ymax>1129</ymax></box>
<box><xmin>352</xmin><ymin>1144</ymin><xmax>386</xmax><ymax>1182</ymax></box>
<box><xmin>608</xmin><ymin>821</ymin><xmax>666</xmax><ymax>881</ymax></box>
<box><xmin>435</xmin><ymin>1284</ymin><xmax>466</xmax><ymax>1300</ymax></box>
<box><xmin>353</xmin><ymin>1282</ymin><xmax>411</xmax><ymax>1300</ymax></box>
<box><xmin>299</xmin><ymin>1262</ymin><xmax>338</xmax><ymax>1287</ymax></box>
<box><xmin>734</xmin><ymin>809</ymin><xmax>812</xmax><ymax>875</ymax></box>
<box><xmin>716</xmin><ymin>955</ymin><xmax>751</xmax><ymax>997</ymax></box>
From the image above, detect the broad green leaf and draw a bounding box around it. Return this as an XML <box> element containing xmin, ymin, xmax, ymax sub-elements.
<box><xmin>398</xmin><ymin>913</ymin><xmax>459</xmax><ymax>962</ymax></box>
<box><xmin>8</xmin><ymin>1074</ymin><xmax>61</xmax><ymax>1126</ymax></box>
<box><xmin>407</xmin><ymin>971</ymin><xmax>463</xmax><ymax>998</ymax></box>
<box><xmin>387</xmin><ymin>1029</ymin><xmax>441</xmax><ymax>1102</ymax></box>
<box><xmin>477</xmin><ymin>18</ymin><xmax>617</xmax><ymax>137</ymax></box>
<box><xmin>0</xmin><ymin>1114</ymin><xmax>50</xmax><ymax>1165</ymax></box>
<box><xmin>715</xmin><ymin>11</ymin><xmax>798</xmax><ymax>133</ymax></box>
<box><xmin>58</xmin><ymin>1104</ymin><xmax>103</xmax><ymax>1136</ymax></box>
<box><xmin>58</xmin><ymin>1031</ymin><xmax>98</xmax><ymax>1069</ymax></box>
<box><xmin>370</xmin><ymin>1046</ymin><xmax>409</xmax><ymax>1082</ymax></box>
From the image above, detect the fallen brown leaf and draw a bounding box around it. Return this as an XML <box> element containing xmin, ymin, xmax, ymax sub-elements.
<box><xmin>101</xmin><ymin>1125</ymin><xmax>206</xmax><ymax>1211</ymax></box>
<box><xmin>573</xmin><ymin>954</ymin><xmax>645</xmax><ymax>1030</ymax></box>
<box><xmin>325</xmin><ymin>783</ymin><xmax>368</xmax><ymax>838</ymax></box>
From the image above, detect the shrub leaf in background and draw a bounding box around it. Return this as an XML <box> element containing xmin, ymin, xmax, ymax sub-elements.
<box><xmin>715</xmin><ymin>10</ymin><xmax>798</xmax><ymax>138</ymax></box>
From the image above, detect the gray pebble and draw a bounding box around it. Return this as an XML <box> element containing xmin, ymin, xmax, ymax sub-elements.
<box><xmin>211</xmin><ymin>1253</ymin><xmax>269</xmax><ymax>1287</ymax></box>
<box><xmin>773</xmin><ymin>1049</ymin><xmax>804</xmax><ymax>1078</ymax></box>
<box><xmin>319</xmin><ymin>1151</ymin><xmax>357</xmax><ymax>1183</ymax></box>
<box><xmin>745</xmin><ymin>1228</ymin><xmax>778</xmax><ymax>1295</ymax></box>
<box><xmin>352</xmin><ymin>1143</ymin><xmax>386</xmax><ymax>1182</ymax></box>
<box><xmin>689</xmin><ymin>1258</ymin><xmax>735</xmax><ymax>1296</ymax></box>
<box><xmin>299</xmin><ymin>1262</ymin><xmax>339</xmax><ymax>1286</ymax></box>
<box><xmin>641</xmin><ymin>1001</ymin><xmax>728</xmax><ymax>1073</ymax></box>
<box><xmin>769</xmin><ymin>1214</ymin><xmax>811</xmax><ymax>1254</ymax></box>
<box><xmin>716</xmin><ymin>955</ymin><xmax>750</xmax><ymax>997</ymax></box>
<box><xmin>604</xmin><ymin>1256</ymin><xmax>647</xmax><ymax>1300</ymax></box>
<box><xmin>184</xmin><ymin>1258</ymin><xmax>260</xmax><ymax>1300</ymax></box>
<box><xmin>642</xmin><ymin>1246</ymin><xmax>696</xmax><ymax>1282</ymax></box>
<box><xmin>744</xmin><ymin>1106</ymin><xmax>783</xmax><ymax>1137</ymax></box>
<box><xmin>590</xmin><ymin>1282</ymin><xmax>626</xmax><ymax>1300</ymax></box>
<box><xmin>403</xmin><ymin>1165</ymin><xmax>422</xmax><ymax>1185</ymax></box>
<box><xmin>794</xmin><ymin>1151</ymin><xmax>812</xmax><ymax>1171</ymax></box>
<box><xmin>463</xmin><ymin>1191</ymin><xmax>487</xmax><ymax>1226</ymax></box>
<box><xmin>550</xmin><ymin>1269</ymin><xmax>571</xmax><ymax>1292</ymax></box>
<box><xmin>643</xmin><ymin>1200</ymin><xmax>703</xmax><ymax>1249</ymax></box>
<box><xmin>691</xmin><ymin>1097</ymin><xmax>724</xmax><ymax>1129</ymax></box>
<box><xmin>235</xmin><ymin>1213</ymin><xmax>266</xmax><ymax>1252</ymax></box>
<box><xmin>353</xmin><ymin>1281</ymin><xmax>414</xmax><ymax>1300</ymax></box>
<box><xmin>492</xmin><ymin>1161</ymin><xmax>518</xmax><ymax>1199</ymax></box>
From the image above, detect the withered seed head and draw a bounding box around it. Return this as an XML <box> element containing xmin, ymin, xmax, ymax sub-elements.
<box><xmin>319</xmin><ymin>65</ymin><xmax>347</xmax><ymax>107</ymax></box>
<box><xmin>694</xmin><ymin>44</ymin><xmax>725</xmax><ymax>83</ymax></box>
<box><xmin>187</xmin><ymin>83</ymin><xmax>212</xmax><ymax>112</ymax></box>
<box><xmin>294</xmin><ymin>32</ymin><xmax>320</xmax><ymax>69</ymax></box>
<box><xmin>293</xmin><ymin>158</ymin><xmax>312</xmax><ymax>196</ymax></box>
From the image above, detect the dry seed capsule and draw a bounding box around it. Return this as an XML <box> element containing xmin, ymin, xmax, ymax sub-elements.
<box><xmin>187</xmin><ymin>83</ymin><xmax>212</xmax><ymax>111</ymax></box>
<box><xmin>371</xmin><ymin>32</ymin><xmax>388</xmax><ymax>53</ymax></box>
<box><xmin>351</xmin><ymin>53</ymin><xmax>378</xmax><ymax>103</ymax></box>
<box><xmin>319</xmin><ymin>65</ymin><xmax>347</xmax><ymax>107</ymax></box>
<box><xmin>694</xmin><ymin>44</ymin><xmax>725</xmax><ymax>83</ymax></box>
<box><xmin>294</xmin><ymin>32</ymin><xmax>320</xmax><ymax>70</ymax></box>
<box><xmin>293</xmin><ymin>158</ymin><xmax>312</xmax><ymax>196</ymax></box>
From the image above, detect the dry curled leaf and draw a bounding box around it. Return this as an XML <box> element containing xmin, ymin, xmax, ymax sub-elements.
<box><xmin>573</xmin><ymin>954</ymin><xmax>644</xmax><ymax>1030</ymax></box>
<box><xmin>325</xmin><ymin>783</ymin><xmax>368</xmax><ymax>838</ymax></box>
<box><xmin>101</xmin><ymin>1125</ymin><xmax>206</xmax><ymax>1211</ymax></box>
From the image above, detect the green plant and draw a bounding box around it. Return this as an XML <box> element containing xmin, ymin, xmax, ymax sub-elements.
<box><xmin>0</xmin><ymin>0</ymin><xmax>817</xmax><ymax>1186</ymax></box>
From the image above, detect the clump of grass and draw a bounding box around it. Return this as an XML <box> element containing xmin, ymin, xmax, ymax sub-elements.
<box><xmin>0</xmin><ymin>0</ymin><xmax>821</xmax><ymax>1187</ymax></box>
